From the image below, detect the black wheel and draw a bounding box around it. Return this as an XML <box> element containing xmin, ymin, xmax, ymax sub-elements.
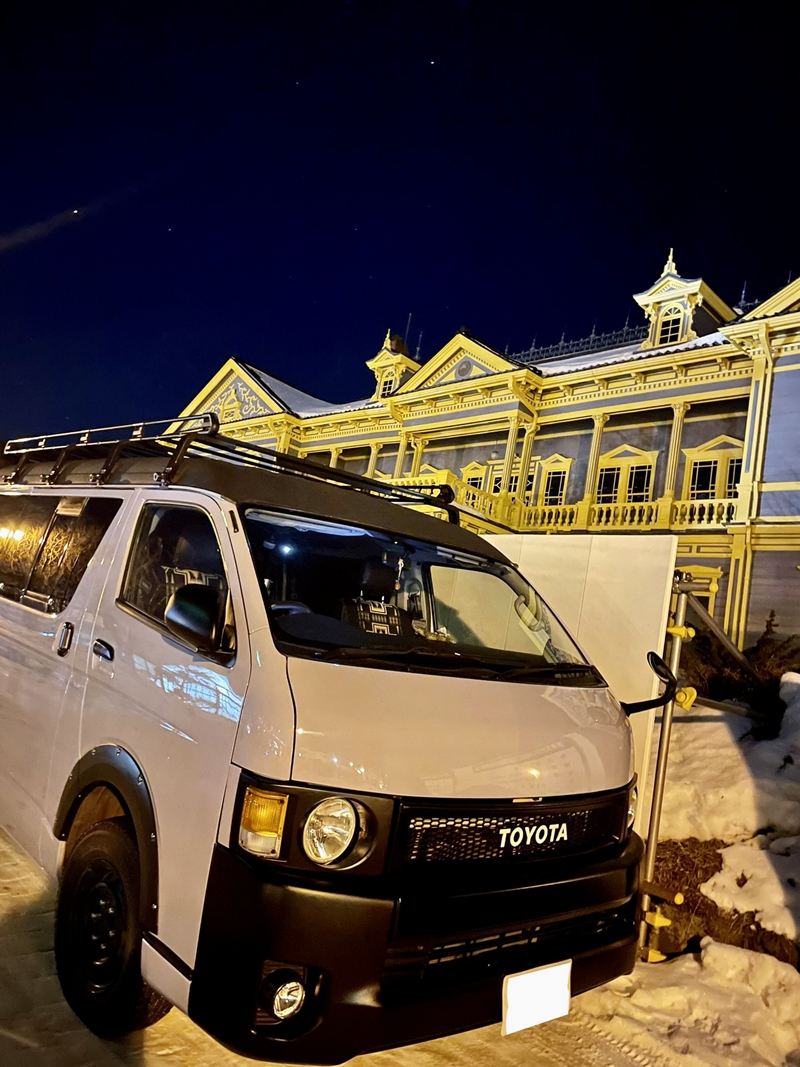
<box><xmin>55</xmin><ymin>817</ymin><xmax>171</xmax><ymax>1037</ymax></box>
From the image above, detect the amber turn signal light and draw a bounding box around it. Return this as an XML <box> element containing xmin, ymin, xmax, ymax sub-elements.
<box><xmin>239</xmin><ymin>787</ymin><xmax>288</xmax><ymax>858</ymax></box>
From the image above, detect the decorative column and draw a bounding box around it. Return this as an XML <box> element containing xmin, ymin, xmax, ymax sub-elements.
<box><xmin>366</xmin><ymin>443</ymin><xmax>379</xmax><ymax>478</ymax></box>
<box><xmin>393</xmin><ymin>433</ymin><xmax>409</xmax><ymax>479</ymax></box>
<box><xmin>663</xmin><ymin>402</ymin><xmax>690</xmax><ymax>499</ymax></box>
<box><xmin>329</xmin><ymin>446</ymin><xmax>342</xmax><ymax>470</ymax></box>
<box><xmin>499</xmin><ymin>417</ymin><xmax>521</xmax><ymax>493</ymax></box>
<box><xmin>409</xmin><ymin>438</ymin><xmax>427</xmax><ymax>478</ymax></box>
<box><xmin>736</xmin><ymin>339</ymin><xmax>774</xmax><ymax>524</ymax></box>
<box><xmin>581</xmin><ymin>414</ymin><xmax>609</xmax><ymax>501</ymax></box>
<box><xmin>516</xmin><ymin>420</ymin><xmax>538</xmax><ymax>500</ymax></box>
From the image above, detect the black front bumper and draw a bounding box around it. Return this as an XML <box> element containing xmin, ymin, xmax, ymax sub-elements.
<box><xmin>188</xmin><ymin>833</ymin><xmax>642</xmax><ymax>1064</ymax></box>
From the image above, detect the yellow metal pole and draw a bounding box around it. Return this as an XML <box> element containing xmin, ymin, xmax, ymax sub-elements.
<box><xmin>638</xmin><ymin>587</ymin><xmax>687</xmax><ymax>957</ymax></box>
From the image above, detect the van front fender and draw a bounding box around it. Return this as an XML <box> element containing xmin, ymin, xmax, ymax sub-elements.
<box><xmin>53</xmin><ymin>744</ymin><xmax>159</xmax><ymax>933</ymax></box>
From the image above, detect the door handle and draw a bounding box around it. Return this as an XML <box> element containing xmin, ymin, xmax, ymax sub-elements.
<box><xmin>56</xmin><ymin>622</ymin><xmax>74</xmax><ymax>658</ymax></box>
<box><xmin>92</xmin><ymin>639</ymin><xmax>115</xmax><ymax>663</ymax></box>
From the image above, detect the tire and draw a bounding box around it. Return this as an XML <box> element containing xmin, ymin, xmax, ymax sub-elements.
<box><xmin>55</xmin><ymin>817</ymin><xmax>171</xmax><ymax>1037</ymax></box>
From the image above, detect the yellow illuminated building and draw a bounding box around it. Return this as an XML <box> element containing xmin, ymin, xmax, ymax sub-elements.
<box><xmin>180</xmin><ymin>252</ymin><xmax>800</xmax><ymax>647</ymax></box>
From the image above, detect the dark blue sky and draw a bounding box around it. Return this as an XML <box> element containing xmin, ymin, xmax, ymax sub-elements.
<box><xmin>0</xmin><ymin>2</ymin><xmax>796</xmax><ymax>440</ymax></box>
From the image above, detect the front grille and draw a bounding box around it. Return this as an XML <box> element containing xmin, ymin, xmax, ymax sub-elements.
<box><xmin>382</xmin><ymin>902</ymin><xmax>635</xmax><ymax>995</ymax></box>
<box><xmin>402</xmin><ymin>793</ymin><xmax>626</xmax><ymax>864</ymax></box>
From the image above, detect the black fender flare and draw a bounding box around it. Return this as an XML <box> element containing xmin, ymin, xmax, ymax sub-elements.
<box><xmin>53</xmin><ymin>744</ymin><xmax>159</xmax><ymax>933</ymax></box>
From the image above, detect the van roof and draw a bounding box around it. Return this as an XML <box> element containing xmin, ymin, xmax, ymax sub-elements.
<box><xmin>0</xmin><ymin>415</ymin><xmax>510</xmax><ymax>563</ymax></box>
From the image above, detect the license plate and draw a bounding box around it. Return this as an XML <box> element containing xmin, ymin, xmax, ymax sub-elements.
<box><xmin>501</xmin><ymin>958</ymin><xmax>572</xmax><ymax>1036</ymax></box>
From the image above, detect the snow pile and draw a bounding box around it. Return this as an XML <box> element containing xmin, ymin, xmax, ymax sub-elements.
<box><xmin>700</xmin><ymin>840</ymin><xmax>800</xmax><ymax>941</ymax></box>
<box><xmin>655</xmin><ymin>673</ymin><xmax>800</xmax><ymax>940</ymax></box>
<box><xmin>577</xmin><ymin>939</ymin><xmax>800</xmax><ymax>1067</ymax></box>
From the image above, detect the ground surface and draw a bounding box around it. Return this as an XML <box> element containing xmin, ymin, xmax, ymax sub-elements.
<box><xmin>3</xmin><ymin>826</ymin><xmax>799</xmax><ymax>1067</ymax></box>
<box><xmin>0</xmin><ymin>827</ymin><xmax>659</xmax><ymax>1067</ymax></box>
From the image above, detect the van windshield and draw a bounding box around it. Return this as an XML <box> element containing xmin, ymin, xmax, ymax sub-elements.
<box><xmin>243</xmin><ymin>509</ymin><xmax>601</xmax><ymax>687</ymax></box>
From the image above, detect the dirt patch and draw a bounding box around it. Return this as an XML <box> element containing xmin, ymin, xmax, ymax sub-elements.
<box><xmin>652</xmin><ymin>838</ymin><xmax>798</xmax><ymax>966</ymax></box>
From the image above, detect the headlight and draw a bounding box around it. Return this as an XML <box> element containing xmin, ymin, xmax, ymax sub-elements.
<box><xmin>627</xmin><ymin>783</ymin><xmax>638</xmax><ymax>831</ymax></box>
<box><xmin>302</xmin><ymin>797</ymin><xmax>358</xmax><ymax>865</ymax></box>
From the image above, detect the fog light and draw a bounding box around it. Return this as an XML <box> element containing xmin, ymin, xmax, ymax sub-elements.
<box><xmin>273</xmin><ymin>979</ymin><xmax>305</xmax><ymax>1019</ymax></box>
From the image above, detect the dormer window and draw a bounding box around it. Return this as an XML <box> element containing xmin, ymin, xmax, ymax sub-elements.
<box><xmin>379</xmin><ymin>373</ymin><xmax>396</xmax><ymax>398</ymax></box>
<box><xmin>658</xmin><ymin>306</ymin><xmax>683</xmax><ymax>346</ymax></box>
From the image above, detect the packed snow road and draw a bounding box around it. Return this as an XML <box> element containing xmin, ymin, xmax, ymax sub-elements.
<box><xmin>0</xmin><ymin>827</ymin><xmax>647</xmax><ymax>1067</ymax></box>
<box><xmin>2</xmin><ymin>826</ymin><xmax>798</xmax><ymax>1067</ymax></box>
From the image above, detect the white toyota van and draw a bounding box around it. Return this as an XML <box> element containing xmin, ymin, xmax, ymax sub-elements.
<box><xmin>0</xmin><ymin>416</ymin><xmax>670</xmax><ymax>1064</ymax></box>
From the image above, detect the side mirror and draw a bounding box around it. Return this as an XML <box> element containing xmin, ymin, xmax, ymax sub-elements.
<box><xmin>620</xmin><ymin>651</ymin><xmax>678</xmax><ymax>716</ymax></box>
<box><xmin>164</xmin><ymin>583</ymin><xmax>224</xmax><ymax>653</ymax></box>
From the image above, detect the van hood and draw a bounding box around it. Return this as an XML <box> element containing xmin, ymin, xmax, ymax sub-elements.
<box><xmin>287</xmin><ymin>658</ymin><xmax>634</xmax><ymax>799</ymax></box>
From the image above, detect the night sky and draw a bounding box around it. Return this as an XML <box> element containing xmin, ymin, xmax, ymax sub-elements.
<box><xmin>1</xmin><ymin>2</ymin><xmax>797</xmax><ymax>441</ymax></box>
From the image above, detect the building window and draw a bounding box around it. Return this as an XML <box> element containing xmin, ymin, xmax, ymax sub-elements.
<box><xmin>596</xmin><ymin>467</ymin><xmax>621</xmax><ymax>504</ymax></box>
<box><xmin>507</xmin><ymin>474</ymin><xmax>519</xmax><ymax>495</ymax></box>
<box><xmin>524</xmin><ymin>472</ymin><xmax>535</xmax><ymax>503</ymax></box>
<box><xmin>466</xmin><ymin>476</ymin><xmax>483</xmax><ymax>491</ymax></box>
<box><xmin>689</xmin><ymin>459</ymin><xmax>718</xmax><ymax>500</ymax></box>
<box><xmin>627</xmin><ymin>464</ymin><xmax>652</xmax><ymax>503</ymax></box>
<box><xmin>658</xmin><ymin>307</ymin><xmax>682</xmax><ymax>346</ymax></box>
<box><xmin>543</xmin><ymin>469</ymin><xmax>566</xmax><ymax>506</ymax></box>
<box><xmin>379</xmin><ymin>374</ymin><xmax>396</xmax><ymax>398</ymax></box>
<box><xmin>491</xmin><ymin>471</ymin><xmax>503</xmax><ymax>494</ymax></box>
<box><xmin>726</xmin><ymin>457</ymin><xmax>743</xmax><ymax>498</ymax></box>
<box><xmin>681</xmin><ymin>436</ymin><xmax>745</xmax><ymax>502</ymax></box>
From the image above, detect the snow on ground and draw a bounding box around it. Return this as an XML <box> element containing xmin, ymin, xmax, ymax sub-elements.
<box><xmin>3</xmin><ymin>826</ymin><xmax>800</xmax><ymax>1067</ymax></box>
<box><xmin>578</xmin><ymin>938</ymin><xmax>800</xmax><ymax>1067</ymax></box>
<box><xmin>654</xmin><ymin>673</ymin><xmax>800</xmax><ymax>939</ymax></box>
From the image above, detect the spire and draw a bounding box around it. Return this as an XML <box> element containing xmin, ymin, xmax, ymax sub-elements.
<box><xmin>662</xmin><ymin>248</ymin><xmax>677</xmax><ymax>276</ymax></box>
<box><xmin>383</xmin><ymin>327</ymin><xmax>392</xmax><ymax>349</ymax></box>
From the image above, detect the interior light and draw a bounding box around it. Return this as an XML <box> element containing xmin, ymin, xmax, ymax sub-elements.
<box><xmin>13</xmin><ymin>530</ymin><xmax>23</xmax><ymax>541</ymax></box>
<box><xmin>239</xmin><ymin>787</ymin><xmax>288</xmax><ymax>858</ymax></box>
<box><xmin>279</xmin><ymin>544</ymin><xmax>293</xmax><ymax>555</ymax></box>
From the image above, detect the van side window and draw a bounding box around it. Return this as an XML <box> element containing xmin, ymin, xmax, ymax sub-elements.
<box><xmin>121</xmin><ymin>504</ymin><xmax>228</xmax><ymax>627</ymax></box>
<box><xmin>0</xmin><ymin>495</ymin><xmax>58</xmax><ymax>602</ymax></box>
<box><xmin>25</xmin><ymin>497</ymin><xmax>123</xmax><ymax>613</ymax></box>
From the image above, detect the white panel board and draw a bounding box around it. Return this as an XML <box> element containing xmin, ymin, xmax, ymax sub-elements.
<box><xmin>484</xmin><ymin>533</ymin><xmax>677</xmax><ymax>833</ymax></box>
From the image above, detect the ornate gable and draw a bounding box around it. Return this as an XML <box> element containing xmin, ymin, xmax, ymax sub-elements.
<box><xmin>601</xmin><ymin>444</ymin><xmax>655</xmax><ymax>461</ymax></box>
<box><xmin>400</xmin><ymin>334</ymin><xmax>516</xmax><ymax>393</ymax></box>
<box><xmin>740</xmin><ymin>276</ymin><xmax>800</xmax><ymax>321</ymax></box>
<box><xmin>179</xmin><ymin>359</ymin><xmax>283</xmax><ymax>424</ymax></box>
<box><xmin>683</xmin><ymin>434</ymin><xmax>744</xmax><ymax>455</ymax></box>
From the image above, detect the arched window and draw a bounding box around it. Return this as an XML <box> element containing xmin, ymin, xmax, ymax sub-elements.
<box><xmin>658</xmin><ymin>306</ymin><xmax>683</xmax><ymax>346</ymax></box>
<box><xmin>379</xmin><ymin>373</ymin><xmax>397</xmax><ymax>398</ymax></box>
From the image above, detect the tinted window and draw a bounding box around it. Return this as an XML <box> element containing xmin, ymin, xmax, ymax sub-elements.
<box><xmin>26</xmin><ymin>497</ymin><xmax>122</xmax><ymax>613</ymax></box>
<box><xmin>121</xmin><ymin>504</ymin><xmax>228</xmax><ymax>626</ymax></box>
<box><xmin>0</xmin><ymin>495</ymin><xmax>58</xmax><ymax>602</ymax></box>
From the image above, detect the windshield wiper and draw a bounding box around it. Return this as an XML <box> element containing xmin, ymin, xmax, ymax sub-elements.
<box><xmin>318</xmin><ymin>646</ymin><xmax>502</xmax><ymax>679</ymax></box>
<box><xmin>498</xmin><ymin>663</ymin><xmax>596</xmax><ymax>681</ymax></box>
<box><xmin>318</xmin><ymin>645</ymin><xmax>444</xmax><ymax>661</ymax></box>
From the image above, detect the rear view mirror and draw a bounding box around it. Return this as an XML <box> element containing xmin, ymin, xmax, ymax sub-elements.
<box><xmin>619</xmin><ymin>651</ymin><xmax>678</xmax><ymax>716</ymax></box>
<box><xmin>165</xmin><ymin>583</ymin><xmax>223</xmax><ymax>653</ymax></box>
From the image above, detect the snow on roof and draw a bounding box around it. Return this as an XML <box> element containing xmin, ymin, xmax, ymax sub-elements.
<box><xmin>532</xmin><ymin>331</ymin><xmax>729</xmax><ymax>377</ymax></box>
<box><xmin>241</xmin><ymin>363</ymin><xmax>380</xmax><ymax>418</ymax></box>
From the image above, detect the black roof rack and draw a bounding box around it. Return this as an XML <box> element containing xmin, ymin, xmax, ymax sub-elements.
<box><xmin>2</xmin><ymin>414</ymin><xmax>460</xmax><ymax>523</ymax></box>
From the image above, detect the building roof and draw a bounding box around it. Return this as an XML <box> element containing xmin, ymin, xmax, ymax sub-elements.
<box><xmin>523</xmin><ymin>331</ymin><xmax>729</xmax><ymax>377</ymax></box>
<box><xmin>241</xmin><ymin>363</ymin><xmax>379</xmax><ymax>418</ymax></box>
